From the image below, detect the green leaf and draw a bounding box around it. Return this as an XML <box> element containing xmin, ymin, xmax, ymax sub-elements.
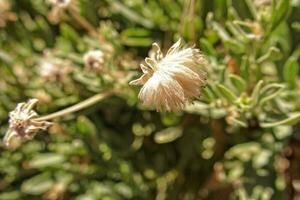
<box><xmin>250</xmin><ymin>80</ymin><xmax>264</xmax><ymax>107</ymax></box>
<box><xmin>231</xmin><ymin>118</ymin><xmax>248</xmax><ymax>128</ymax></box>
<box><xmin>292</xmin><ymin>22</ymin><xmax>300</xmax><ymax>32</ymax></box>
<box><xmin>121</xmin><ymin>28</ymin><xmax>151</xmax><ymax>38</ymax></box>
<box><xmin>225</xmin><ymin>142</ymin><xmax>261</xmax><ymax>159</ymax></box>
<box><xmin>121</xmin><ymin>37</ymin><xmax>153</xmax><ymax>47</ymax></box>
<box><xmin>217</xmin><ymin>84</ymin><xmax>238</xmax><ymax>103</ymax></box>
<box><xmin>245</xmin><ymin>0</ymin><xmax>258</xmax><ymax>20</ymax></box>
<box><xmin>214</xmin><ymin>0</ymin><xmax>228</xmax><ymax>20</ymax></box>
<box><xmin>238</xmin><ymin>56</ymin><xmax>249</xmax><ymax>81</ymax></box>
<box><xmin>184</xmin><ymin>102</ymin><xmax>211</xmax><ymax>116</ymax></box>
<box><xmin>229</xmin><ymin>74</ymin><xmax>246</xmax><ymax>93</ymax></box>
<box><xmin>21</xmin><ymin>173</ymin><xmax>54</xmax><ymax>195</ymax></box>
<box><xmin>260</xmin><ymin>113</ymin><xmax>300</xmax><ymax>128</ymax></box>
<box><xmin>28</xmin><ymin>153</ymin><xmax>65</xmax><ymax>168</ymax></box>
<box><xmin>110</xmin><ymin>0</ymin><xmax>154</xmax><ymax>28</ymax></box>
<box><xmin>224</xmin><ymin>39</ymin><xmax>245</xmax><ymax>54</ymax></box>
<box><xmin>0</xmin><ymin>50</ymin><xmax>13</xmax><ymax>64</ymax></box>
<box><xmin>283</xmin><ymin>56</ymin><xmax>299</xmax><ymax>88</ymax></box>
<box><xmin>259</xmin><ymin>83</ymin><xmax>284</xmax><ymax>105</ymax></box>
<box><xmin>154</xmin><ymin>127</ymin><xmax>182</xmax><ymax>144</ymax></box>
<box><xmin>114</xmin><ymin>183</ymin><xmax>133</xmax><ymax>199</ymax></box>
<box><xmin>77</xmin><ymin>116</ymin><xmax>97</xmax><ymax>136</ymax></box>
<box><xmin>121</xmin><ymin>28</ymin><xmax>153</xmax><ymax>46</ymax></box>
<box><xmin>60</xmin><ymin>23</ymin><xmax>80</xmax><ymax>44</ymax></box>
<box><xmin>201</xmin><ymin>87</ymin><xmax>216</xmax><ymax>102</ymax></box>
<box><xmin>210</xmin><ymin>21</ymin><xmax>230</xmax><ymax>41</ymax></box>
<box><xmin>268</xmin><ymin>0</ymin><xmax>290</xmax><ymax>34</ymax></box>
<box><xmin>226</xmin><ymin>21</ymin><xmax>249</xmax><ymax>42</ymax></box>
<box><xmin>200</xmin><ymin>38</ymin><xmax>217</xmax><ymax>56</ymax></box>
<box><xmin>257</xmin><ymin>47</ymin><xmax>282</xmax><ymax>63</ymax></box>
<box><xmin>0</xmin><ymin>191</ymin><xmax>21</xmax><ymax>200</ymax></box>
<box><xmin>273</xmin><ymin>126</ymin><xmax>292</xmax><ymax>139</ymax></box>
<box><xmin>252</xmin><ymin>150</ymin><xmax>271</xmax><ymax>168</ymax></box>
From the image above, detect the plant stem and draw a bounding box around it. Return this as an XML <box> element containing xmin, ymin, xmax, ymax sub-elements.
<box><xmin>68</xmin><ymin>6</ymin><xmax>97</xmax><ymax>36</ymax></box>
<box><xmin>68</xmin><ymin>5</ymin><xmax>105</xmax><ymax>42</ymax></box>
<box><xmin>36</xmin><ymin>91</ymin><xmax>112</xmax><ymax>121</ymax></box>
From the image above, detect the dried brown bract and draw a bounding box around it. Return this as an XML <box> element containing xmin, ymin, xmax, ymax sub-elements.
<box><xmin>3</xmin><ymin>99</ymin><xmax>52</xmax><ymax>148</ymax></box>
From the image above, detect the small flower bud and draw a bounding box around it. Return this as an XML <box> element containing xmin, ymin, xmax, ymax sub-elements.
<box><xmin>38</xmin><ymin>54</ymin><xmax>73</xmax><ymax>81</ymax></box>
<box><xmin>83</xmin><ymin>50</ymin><xmax>105</xmax><ymax>72</ymax></box>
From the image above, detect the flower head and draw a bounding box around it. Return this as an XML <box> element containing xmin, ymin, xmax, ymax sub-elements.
<box><xmin>130</xmin><ymin>39</ymin><xmax>207</xmax><ymax>112</ymax></box>
<box><xmin>83</xmin><ymin>50</ymin><xmax>105</xmax><ymax>72</ymax></box>
<box><xmin>3</xmin><ymin>99</ymin><xmax>52</xmax><ymax>148</ymax></box>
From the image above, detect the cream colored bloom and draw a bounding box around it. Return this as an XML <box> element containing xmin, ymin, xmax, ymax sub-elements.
<box><xmin>83</xmin><ymin>50</ymin><xmax>105</xmax><ymax>72</ymax></box>
<box><xmin>3</xmin><ymin>99</ymin><xmax>52</xmax><ymax>148</ymax></box>
<box><xmin>130</xmin><ymin>39</ymin><xmax>207</xmax><ymax>112</ymax></box>
<box><xmin>38</xmin><ymin>54</ymin><xmax>73</xmax><ymax>81</ymax></box>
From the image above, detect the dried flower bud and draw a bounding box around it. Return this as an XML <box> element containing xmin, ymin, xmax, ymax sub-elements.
<box><xmin>130</xmin><ymin>39</ymin><xmax>207</xmax><ymax>112</ymax></box>
<box><xmin>0</xmin><ymin>0</ymin><xmax>17</xmax><ymax>28</ymax></box>
<box><xmin>47</xmin><ymin>0</ymin><xmax>72</xmax><ymax>23</ymax></box>
<box><xmin>3</xmin><ymin>99</ymin><xmax>52</xmax><ymax>148</ymax></box>
<box><xmin>38</xmin><ymin>54</ymin><xmax>73</xmax><ymax>81</ymax></box>
<box><xmin>83</xmin><ymin>50</ymin><xmax>105</xmax><ymax>72</ymax></box>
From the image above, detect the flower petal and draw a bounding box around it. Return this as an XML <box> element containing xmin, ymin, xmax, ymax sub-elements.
<box><xmin>166</xmin><ymin>38</ymin><xmax>182</xmax><ymax>55</ymax></box>
<box><xmin>145</xmin><ymin>57</ymin><xmax>157</xmax><ymax>69</ymax></box>
<box><xmin>150</xmin><ymin>43</ymin><xmax>163</xmax><ymax>61</ymax></box>
<box><xmin>129</xmin><ymin>73</ymin><xmax>151</xmax><ymax>85</ymax></box>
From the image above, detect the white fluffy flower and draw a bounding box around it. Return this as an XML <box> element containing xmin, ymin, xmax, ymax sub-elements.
<box><xmin>130</xmin><ymin>39</ymin><xmax>207</xmax><ymax>112</ymax></box>
<box><xmin>3</xmin><ymin>99</ymin><xmax>52</xmax><ymax>148</ymax></box>
<box><xmin>83</xmin><ymin>50</ymin><xmax>105</xmax><ymax>72</ymax></box>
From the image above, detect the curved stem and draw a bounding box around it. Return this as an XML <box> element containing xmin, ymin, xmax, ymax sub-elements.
<box><xmin>36</xmin><ymin>91</ymin><xmax>112</xmax><ymax>121</ymax></box>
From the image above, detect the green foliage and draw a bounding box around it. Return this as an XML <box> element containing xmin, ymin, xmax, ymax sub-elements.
<box><xmin>0</xmin><ymin>0</ymin><xmax>300</xmax><ymax>199</ymax></box>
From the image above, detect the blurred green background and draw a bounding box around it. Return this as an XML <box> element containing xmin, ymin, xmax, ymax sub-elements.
<box><xmin>1</xmin><ymin>0</ymin><xmax>300</xmax><ymax>199</ymax></box>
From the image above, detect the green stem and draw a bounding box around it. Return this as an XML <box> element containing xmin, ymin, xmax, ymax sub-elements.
<box><xmin>36</xmin><ymin>91</ymin><xmax>112</xmax><ymax>121</ymax></box>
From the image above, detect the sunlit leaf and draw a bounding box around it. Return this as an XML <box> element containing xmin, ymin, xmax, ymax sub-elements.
<box><xmin>154</xmin><ymin>127</ymin><xmax>182</xmax><ymax>144</ymax></box>
<box><xmin>217</xmin><ymin>84</ymin><xmax>238</xmax><ymax>103</ymax></box>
